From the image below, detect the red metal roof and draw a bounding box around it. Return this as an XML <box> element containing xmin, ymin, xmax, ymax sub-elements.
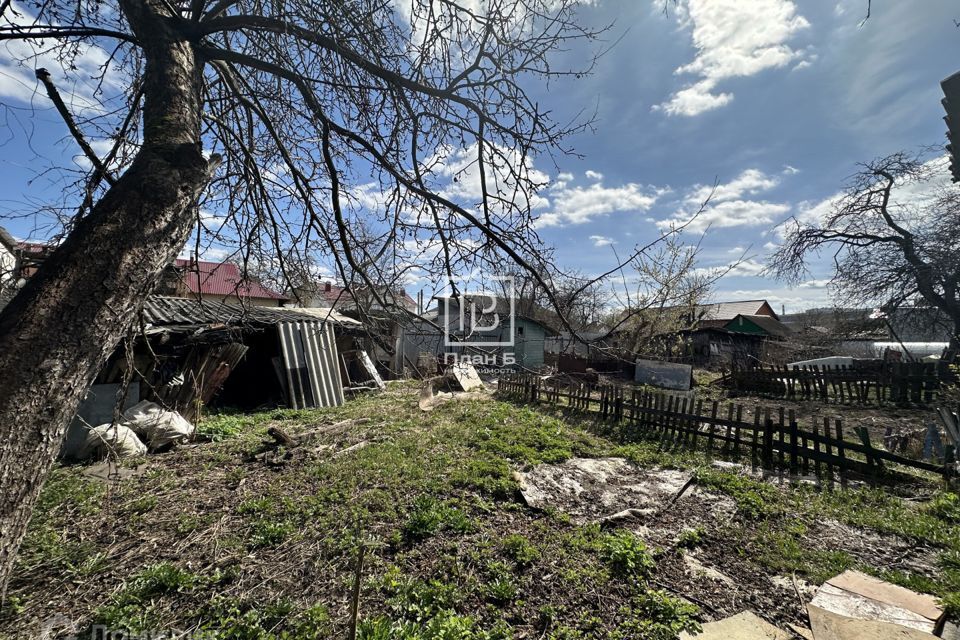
<box><xmin>173</xmin><ymin>259</ymin><xmax>285</xmax><ymax>301</ymax></box>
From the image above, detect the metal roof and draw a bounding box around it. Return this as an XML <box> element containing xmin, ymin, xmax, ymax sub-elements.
<box><xmin>698</xmin><ymin>300</ymin><xmax>776</xmax><ymax>321</ymax></box>
<box><xmin>172</xmin><ymin>259</ymin><xmax>286</xmax><ymax>300</ymax></box>
<box><xmin>142</xmin><ymin>296</ymin><xmax>361</xmax><ymax>328</ymax></box>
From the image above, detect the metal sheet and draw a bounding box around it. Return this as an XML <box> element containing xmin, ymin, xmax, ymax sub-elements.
<box><xmin>634</xmin><ymin>358</ymin><xmax>692</xmax><ymax>391</ymax></box>
<box><xmin>143</xmin><ymin>296</ymin><xmax>361</xmax><ymax>328</ymax></box>
<box><xmin>278</xmin><ymin>321</ymin><xmax>345</xmax><ymax>409</ymax></box>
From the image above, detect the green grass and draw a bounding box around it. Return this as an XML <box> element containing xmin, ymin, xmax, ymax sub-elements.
<box><xmin>9</xmin><ymin>382</ymin><xmax>960</xmax><ymax>638</ymax></box>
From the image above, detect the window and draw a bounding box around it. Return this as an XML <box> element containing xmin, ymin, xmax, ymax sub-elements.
<box><xmin>517</xmin><ymin>326</ymin><xmax>524</xmax><ymax>336</ymax></box>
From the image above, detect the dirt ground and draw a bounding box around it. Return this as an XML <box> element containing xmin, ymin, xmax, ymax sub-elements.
<box><xmin>2</xmin><ymin>383</ymin><xmax>957</xmax><ymax>639</ymax></box>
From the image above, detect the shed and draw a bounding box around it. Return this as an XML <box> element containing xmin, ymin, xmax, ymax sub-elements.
<box><xmin>101</xmin><ymin>296</ymin><xmax>366</xmax><ymax>415</ymax></box>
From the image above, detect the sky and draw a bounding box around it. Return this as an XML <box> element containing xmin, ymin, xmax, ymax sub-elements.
<box><xmin>1</xmin><ymin>0</ymin><xmax>959</xmax><ymax>313</ymax></box>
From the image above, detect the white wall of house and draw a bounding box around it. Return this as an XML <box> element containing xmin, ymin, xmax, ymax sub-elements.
<box><xmin>0</xmin><ymin>243</ymin><xmax>15</xmax><ymax>286</ymax></box>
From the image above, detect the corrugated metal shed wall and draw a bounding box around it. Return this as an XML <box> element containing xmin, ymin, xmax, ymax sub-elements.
<box><xmin>277</xmin><ymin>321</ymin><xmax>345</xmax><ymax>409</ymax></box>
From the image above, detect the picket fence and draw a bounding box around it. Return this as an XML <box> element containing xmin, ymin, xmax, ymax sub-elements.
<box><xmin>498</xmin><ymin>372</ymin><xmax>950</xmax><ymax>479</ymax></box>
<box><xmin>721</xmin><ymin>362</ymin><xmax>952</xmax><ymax>405</ymax></box>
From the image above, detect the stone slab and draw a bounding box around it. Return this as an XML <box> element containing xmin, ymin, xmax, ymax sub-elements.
<box><xmin>807</xmin><ymin>604</ymin><xmax>936</xmax><ymax>640</ymax></box>
<box><xmin>678</xmin><ymin>611</ymin><xmax>790</xmax><ymax>640</ymax></box>
<box><xmin>809</xmin><ymin>583</ymin><xmax>935</xmax><ymax>634</ymax></box>
<box><xmin>825</xmin><ymin>570</ymin><xmax>942</xmax><ymax>623</ymax></box>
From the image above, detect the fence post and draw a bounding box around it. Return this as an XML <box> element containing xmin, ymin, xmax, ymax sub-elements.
<box><xmin>788</xmin><ymin>409</ymin><xmax>798</xmax><ymax>475</ymax></box>
<box><xmin>834</xmin><ymin>419</ymin><xmax>846</xmax><ymax>473</ymax></box>
<box><xmin>778</xmin><ymin>407</ymin><xmax>786</xmax><ymax>468</ymax></box>
<box><xmin>708</xmin><ymin>401</ymin><xmax>718</xmax><ymax>451</ymax></box>
<box><xmin>763</xmin><ymin>407</ymin><xmax>774</xmax><ymax>469</ymax></box>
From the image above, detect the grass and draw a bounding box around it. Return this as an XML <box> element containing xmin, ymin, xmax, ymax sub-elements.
<box><xmin>5</xmin><ymin>381</ymin><xmax>960</xmax><ymax>638</ymax></box>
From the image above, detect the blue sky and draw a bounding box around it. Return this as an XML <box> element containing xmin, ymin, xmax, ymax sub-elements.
<box><xmin>1</xmin><ymin>0</ymin><xmax>959</xmax><ymax>313</ymax></box>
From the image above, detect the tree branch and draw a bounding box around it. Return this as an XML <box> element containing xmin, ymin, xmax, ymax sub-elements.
<box><xmin>35</xmin><ymin>68</ymin><xmax>117</xmax><ymax>187</ymax></box>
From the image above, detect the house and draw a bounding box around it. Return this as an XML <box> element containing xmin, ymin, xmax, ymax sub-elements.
<box><xmin>294</xmin><ymin>280</ymin><xmax>417</xmax><ymax>313</ymax></box>
<box><xmin>724</xmin><ymin>314</ymin><xmax>792</xmax><ymax>338</ymax></box>
<box><xmin>0</xmin><ymin>228</ymin><xmax>60</xmax><ymax>308</ymax></box>
<box><xmin>164</xmin><ymin>259</ymin><xmax>288</xmax><ymax>307</ymax></box>
<box><xmin>0</xmin><ymin>227</ymin><xmax>17</xmax><ymax>306</ymax></box>
<box><xmin>395</xmin><ymin>294</ymin><xmax>557</xmax><ymax>373</ymax></box>
<box><xmin>288</xmin><ymin>280</ymin><xmax>418</xmax><ymax>376</ymax></box>
<box><xmin>694</xmin><ymin>299</ymin><xmax>779</xmax><ymax>329</ymax></box>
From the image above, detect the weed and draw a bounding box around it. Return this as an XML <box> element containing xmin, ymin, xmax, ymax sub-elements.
<box><xmin>695</xmin><ymin>469</ymin><xmax>782</xmax><ymax>519</ymax></box>
<box><xmin>402</xmin><ymin>496</ymin><xmax>473</xmax><ymax>541</ymax></box>
<box><xmin>248</xmin><ymin>519</ymin><xmax>295</xmax><ymax>548</ymax></box>
<box><xmin>380</xmin><ymin>568</ymin><xmax>464</xmax><ymax>623</ymax></box>
<box><xmin>501</xmin><ymin>534</ymin><xmax>540</xmax><ymax>567</ymax></box>
<box><xmin>125</xmin><ymin>495</ymin><xmax>158</xmax><ymax>515</ymax></box>
<box><xmin>925</xmin><ymin>492</ymin><xmax>960</xmax><ymax>524</ymax></box>
<box><xmin>614</xmin><ymin>590</ymin><xmax>701</xmax><ymax>640</ymax></box>
<box><xmin>675</xmin><ymin>527</ymin><xmax>705</xmax><ymax>550</ymax></box>
<box><xmin>600</xmin><ymin>531</ymin><xmax>655</xmax><ymax>580</ymax></box>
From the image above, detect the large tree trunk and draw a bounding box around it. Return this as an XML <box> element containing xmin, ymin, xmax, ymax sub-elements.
<box><xmin>0</xmin><ymin>0</ymin><xmax>213</xmax><ymax>594</ymax></box>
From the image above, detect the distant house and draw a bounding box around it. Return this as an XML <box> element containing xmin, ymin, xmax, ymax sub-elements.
<box><xmin>0</xmin><ymin>227</ymin><xmax>17</xmax><ymax>306</ymax></box>
<box><xmin>724</xmin><ymin>314</ymin><xmax>792</xmax><ymax>338</ymax></box>
<box><xmin>287</xmin><ymin>281</ymin><xmax>417</xmax><ymax>376</ymax></box>
<box><xmin>296</xmin><ymin>281</ymin><xmax>417</xmax><ymax>314</ymax></box>
<box><xmin>0</xmin><ymin>228</ymin><xmax>58</xmax><ymax>308</ymax></box>
<box><xmin>396</xmin><ymin>294</ymin><xmax>557</xmax><ymax>373</ymax></box>
<box><xmin>694</xmin><ymin>299</ymin><xmax>779</xmax><ymax>329</ymax></box>
<box><xmin>164</xmin><ymin>259</ymin><xmax>287</xmax><ymax>307</ymax></box>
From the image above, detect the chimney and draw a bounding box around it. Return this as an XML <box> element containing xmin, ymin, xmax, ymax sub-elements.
<box><xmin>324</xmin><ymin>281</ymin><xmax>332</xmax><ymax>292</ymax></box>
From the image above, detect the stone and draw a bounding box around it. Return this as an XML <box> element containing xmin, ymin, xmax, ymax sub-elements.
<box><xmin>809</xmin><ymin>583</ymin><xmax>936</xmax><ymax>634</ymax></box>
<box><xmin>678</xmin><ymin>611</ymin><xmax>790</xmax><ymax>639</ymax></box>
<box><xmin>807</xmin><ymin>604</ymin><xmax>937</xmax><ymax>640</ymax></box>
<box><xmin>825</xmin><ymin>570</ymin><xmax>942</xmax><ymax>624</ymax></box>
<box><xmin>683</xmin><ymin>553</ymin><xmax>736</xmax><ymax>586</ymax></box>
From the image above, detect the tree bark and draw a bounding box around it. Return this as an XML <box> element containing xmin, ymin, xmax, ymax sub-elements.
<box><xmin>0</xmin><ymin>0</ymin><xmax>213</xmax><ymax>594</ymax></box>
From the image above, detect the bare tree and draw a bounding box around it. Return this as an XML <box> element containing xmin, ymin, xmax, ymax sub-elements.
<box><xmin>0</xmin><ymin>0</ymin><xmax>610</xmax><ymax>592</ymax></box>
<box><xmin>769</xmin><ymin>152</ymin><xmax>960</xmax><ymax>346</ymax></box>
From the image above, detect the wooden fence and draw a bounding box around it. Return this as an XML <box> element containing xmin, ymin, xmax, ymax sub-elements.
<box><xmin>499</xmin><ymin>372</ymin><xmax>951</xmax><ymax>480</ymax></box>
<box><xmin>721</xmin><ymin>361</ymin><xmax>952</xmax><ymax>405</ymax></box>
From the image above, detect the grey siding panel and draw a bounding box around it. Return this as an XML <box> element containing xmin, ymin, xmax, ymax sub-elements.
<box><xmin>278</xmin><ymin>321</ymin><xmax>345</xmax><ymax>408</ymax></box>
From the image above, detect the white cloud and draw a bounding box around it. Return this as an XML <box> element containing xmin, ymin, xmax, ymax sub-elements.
<box><xmin>782</xmin><ymin>165</ymin><xmax>800</xmax><ymax>175</ymax></box>
<box><xmin>655</xmin><ymin>0</ymin><xmax>811</xmax><ymax>116</ymax></box>
<box><xmin>657</xmin><ymin>168</ymin><xmax>790</xmax><ymax>232</ymax></box>
<box><xmin>689</xmin><ymin>168</ymin><xmax>780</xmax><ymax>204</ymax></box>
<box><xmin>537</xmin><ymin>180</ymin><xmax>664</xmax><ymax>228</ymax></box>
<box><xmin>0</xmin><ymin>2</ymin><xmax>125</xmax><ymax>111</ymax></box>
<box><xmin>777</xmin><ymin>155</ymin><xmax>954</xmax><ymax>240</ymax></box>
<box><xmin>694</xmin><ymin>257</ymin><xmax>765</xmax><ymax>279</ymax></box>
<box><xmin>585</xmin><ymin>170</ymin><xmax>603</xmax><ymax>181</ymax></box>
<box><xmin>727</xmin><ymin>259</ymin><xmax>766</xmax><ymax>276</ymax></box>
<box><xmin>556</xmin><ymin>172</ymin><xmax>574</xmax><ymax>182</ymax></box>
<box><xmin>429</xmin><ymin>143</ymin><xmax>550</xmax><ymax>212</ymax></box>
<box><xmin>727</xmin><ymin>246</ymin><xmax>745</xmax><ymax>254</ymax></box>
<box><xmin>589</xmin><ymin>235</ymin><xmax>615</xmax><ymax>247</ymax></box>
<box><xmin>798</xmin><ymin>279</ymin><xmax>830</xmax><ymax>289</ymax></box>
